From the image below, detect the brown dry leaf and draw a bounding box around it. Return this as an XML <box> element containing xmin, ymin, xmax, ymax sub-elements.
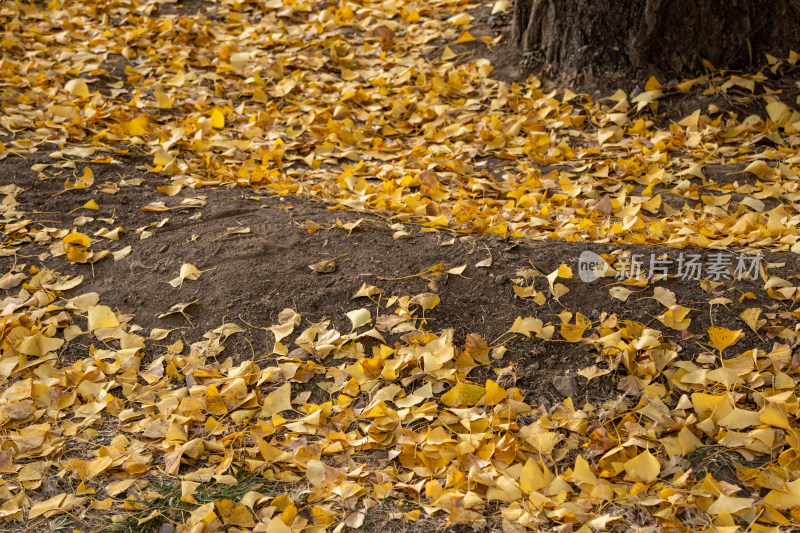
<box><xmin>352</xmin><ymin>283</ymin><xmax>383</xmax><ymax>299</ymax></box>
<box><xmin>309</xmin><ymin>259</ymin><xmax>337</xmax><ymax>273</ymax></box>
<box><xmin>476</xmin><ymin>256</ymin><xmax>492</xmax><ymax>268</ymax></box>
<box><xmin>0</xmin><ymin>272</ymin><xmax>25</xmax><ymax>290</ymax></box>
<box><xmin>577</xmin><ymin>365</ymin><xmax>610</xmax><ymax>381</ymax></box>
<box><xmin>156</xmin><ymin>300</ymin><xmax>198</xmax><ymax>322</ymax></box>
<box><xmin>212</xmin><ymin>227</ymin><xmax>251</xmax><ymax>242</ymax></box>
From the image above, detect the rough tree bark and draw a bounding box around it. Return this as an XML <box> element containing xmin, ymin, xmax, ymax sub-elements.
<box><xmin>512</xmin><ymin>0</ymin><xmax>800</xmax><ymax>88</ymax></box>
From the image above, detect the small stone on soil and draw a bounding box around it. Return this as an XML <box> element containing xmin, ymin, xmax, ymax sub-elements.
<box><xmin>41</xmin><ymin>477</ymin><xmax>59</xmax><ymax>498</ymax></box>
<box><xmin>552</xmin><ymin>375</ymin><xmax>578</xmax><ymax>397</ymax></box>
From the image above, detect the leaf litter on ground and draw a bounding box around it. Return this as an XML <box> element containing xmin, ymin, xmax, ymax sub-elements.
<box><xmin>2</xmin><ymin>0</ymin><xmax>800</xmax><ymax>531</ymax></box>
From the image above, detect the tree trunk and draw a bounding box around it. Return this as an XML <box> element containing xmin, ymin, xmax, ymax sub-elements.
<box><xmin>512</xmin><ymin>0</ymin><xmax>800</xmax><ymax>88</ymax></box>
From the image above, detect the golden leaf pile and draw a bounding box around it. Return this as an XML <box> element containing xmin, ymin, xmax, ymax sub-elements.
<box><xmin>3</xmin><ymin>0</ymin><xmax>800</xmax><ymax>531</ymax></box>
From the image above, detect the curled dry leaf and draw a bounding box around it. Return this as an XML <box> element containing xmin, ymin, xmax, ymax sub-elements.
<box><xmin>156</xmin><ymin>300</ymin><xmax>198</xmax><ymax>321</ymax></box>
<box><xmin>475</xmin><ymin>256</ymin><xmax>492</xmax><ymax>268</ymax></box>
<box><xmin>352</xmin><ymin>282</ymin><xmax>383</xmax><ymax>299</ymax></box>
<box><xmin>0</xmin><ymin>272</ymin><xmax>25</xmax><ymax>290</ymax></box>
<box><xmin>168</xmin><ymin>263</ymin><xmax>209</xmax><ymax>288</ymax></box>
<box><xmin>62</xmin><ymin>232</ymin><xmax>91</xmax><ymax>263</ymax></box>
<box><xmin>346</xmin><ymin>308</ymin><xmax>371</xmax><ymax>329</ymax></box>
<box><xmin>309</xmin><ymin>259</ymin><xmax>337</xmax><ymax>273</ymax></box>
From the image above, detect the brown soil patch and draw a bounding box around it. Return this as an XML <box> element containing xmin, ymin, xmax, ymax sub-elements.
<box><xmin>4</xmin><ymin>151</ymin><xmax>798</xmax><ymax>410</ymax></box>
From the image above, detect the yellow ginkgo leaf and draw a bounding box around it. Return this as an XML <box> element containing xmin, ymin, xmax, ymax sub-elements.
<box><xmin>169</xmin><ymin>263</ymin><xmax>208</xmax><ymax>288</ymax></box>
<box><xmin>447</xmin><ymin>264</ymin><xmax>468</xmax><ymax>275</ymax></box>
<box><xmin>552</xmin><ymin>282</ymin><xmax>570</xmax><ymax>300</ymax></box>
<box><xmin>577</xmin><ymin>365</ymin><xmax>610</xmax><ymax>382</ymax></box>
<box><xmin>652</xmin><ymin>287</ymin><xmax>677</xmax><ymax>307</ymax></box>
<box><xmin>64</xmin><ymin>167</ymin><xmax>94</xmax><ymax>192</ymax></box>
<box><xmin>210</xmin><ymin>107</ymin><xmax>225</xmax><ymax>128</ymax></box>
<box><xmin>609</xmin><ymin>286</ymin><xmax>633</xmax><ymax>301</ymax></box>
<box><xmin>205</xmin><ymin>384</ymin><xmax>228</xmax><ymax>416</ymax></box>
<box><xmin>229</xmin><ymin>52</ymin><xmax>250</xmax><ymax>70</ymax></box>
<box><xmin>215</xmin><ymin>499</ymin><xmax>255</xmax><ymax>527</ymax></box>
<box><xmin>706</xmin><ymin>494</ymin><xmax>755</xmax><ymax>516</ymax></box>
<box><xmin>62</xmin><ymin>232</ymin><xmax>91</xmax><ymax>263</ymax></box>
<box><xmin>411</xmin><ymin>292</ymin><xmax>440</xmax><ymax>311</ymax></box>
<box><xmin>153</xmin><ymin>86</ymin><xmax>173</xmax><ymax>108</ymax></box>
<box><xmin>441</xmin><ymin>382</ymin><xmax>485</xmax><ymax>407</ymax></box>
<box><xmin>153</xmin><ymin>150</ymin><xmax>174</xmax><ymax>167</ymax></box>
<box><xmin>156</xmin><ymin>300</ymin><xmax>197</xmax><ymax>324</ymax></box>
<box><xmin>455</xmin><ymin>30</ymin><xmax>476</xmax><ymax>44</ymax></box>
<box><xmin>309</xmin><ymin>259</ymin><xmax>336</xmax><ymax>273</ymax></box>
<box><xmin>65</xmin><ymin>78</ymin><xmax>90</xmax><ymax>98</ymax></box>
<box><xmin>81</xmin><ymin>199</ymin><xmax>99</xmax><ymax>210</ymax></box>
<box><xmin>508</xmin><ymin>316</ymin><xmax>543</xmax><ymax>338</ymax></box>
<box><xmin>128</xmin><ymin>116</ymin><xmax>149</xmax><ymax>136</ymax></box>
<box><xmin>656</xmin><ymin>305</ymin><xmax>692</xmax><ymax>330</ymax></box>
<box><xmin>446</xmin><ymin>12</ymin><xmax>471</xmax><ymax>25</ymax></box>
<box><xmin>491</xmin><ymin>0</ymin><xmax>512</xmax><ymax>13</ymax></box>
<box><xmin>739</xmin><ymin>308</ymin><xmax>762</xmax><ymax>333</ymax></box>
<box><xmin>87</xmin><ymin>305</ymin><xmax>120</xmax><ymax>331</ymax></box>
<box><xmin>623</xmin><ymin>450</ymin><xmax>660</xmax><ymax>483</ymax></box>
<box><xmin>352</xmin><ymin>283</ymin><xmax>383</xmax><ymax>299</ymax></box>
<box><xmin>346</xmin><ymin>308</ymin><xmax>371</xmax><ymax>329</ymax></box>
<box><xmin>547</xmin><ymin>264</ymin><xmax>573</xmax><ymax>286</ymax></box>
<box><xmin>708</xmin><ymin>326</ymin><xmax>744</xmax><ymax>352</ymax></box>
<box><xmin>760</xmin><ymin>403</ymin><xmax>791</xmax><ymax>430</ymax></box>
<box><xmin>561</xmin><ymin>322</ymin><xmax>587</xmax><ymax>342</ymax></box>
<box><xmin>262</xmin><ymin>383</ymin><xmax>292</xmax><ymax>416</ymax></box>
<box><xmin>482</xmin><ymin>380</ymin><xmax>507</xmax><ymax>405</ymax></box>
<box><xmin>441</xmin><ymin>45</ymin><xmax>456</xmax><ymax>61</ymax></box>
